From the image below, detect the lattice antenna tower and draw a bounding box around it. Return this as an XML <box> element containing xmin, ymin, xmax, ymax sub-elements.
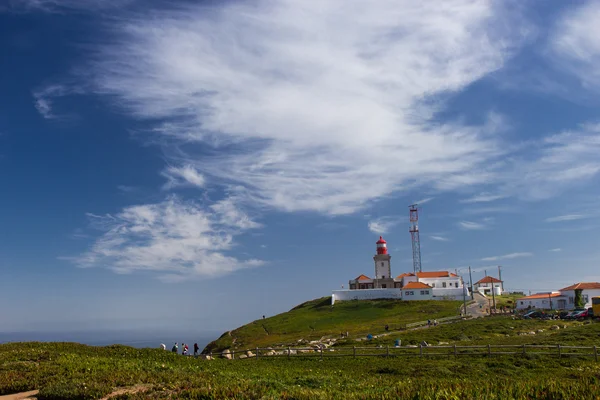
<box><xmin>409</xmin><ymin>204</ymin><xmax>422</xmax><ymax>274</ymax></box>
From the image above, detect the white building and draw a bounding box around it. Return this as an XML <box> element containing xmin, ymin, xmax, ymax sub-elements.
<box><xmin>515</xmin><ymin>292</ymin><xmax>564</xmax><ymax>310</ymax></box>
<box><xmin>516</xmin><ymin>282</ymin><xmax>600</xmax><ymax>310</ymax></box>
<box><xmin>401</xmin><ymin>281</ymin><xmax>433</xmax><ymax>300</ymax></box>
<box><xmin>473</xmin><ymin>276</ymin><xmax>503</xmax><ymax>296</ymax></box>
<box><xmin>556</xmin><ymin>282</ymin><xmax>600</xmax><ymax>310</ymax></box>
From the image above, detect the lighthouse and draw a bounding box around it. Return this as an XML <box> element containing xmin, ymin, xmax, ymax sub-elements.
<box><xmin>373</xmin><ymin>236</ymin><xmax>392</xmax><ymax>283</ymax></box>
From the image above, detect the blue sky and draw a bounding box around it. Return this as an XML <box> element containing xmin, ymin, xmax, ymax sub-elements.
<box><xmin>2</xmin><ymin>0</ymin><xmax>600</xmax><ymax>335</ymax></box>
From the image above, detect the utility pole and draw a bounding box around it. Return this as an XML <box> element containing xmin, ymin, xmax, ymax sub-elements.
<box><xmin>491</xmin><ymin>267</ymin><xmax>497</xmax><ymax>312</ymax></box>
<box><xmin>462</xmin><ymin>276</ymin><xmax>467</xmax><ymax>317</ymax></box>
<box><xmin>469</xmin><ymin>266</ymin><xmax>474</xmax><ymax>300</ymax></box>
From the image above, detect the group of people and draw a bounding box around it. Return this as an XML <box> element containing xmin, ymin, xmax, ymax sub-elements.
<box><xmin>160</xmin><ymin>342</ymin><xmax>200</xmax><ymax>356</ymax></box>
<box><xmin>427</xmin><ymin>319</ymin><xmax>438</xmax><ymax>327</ymax></box>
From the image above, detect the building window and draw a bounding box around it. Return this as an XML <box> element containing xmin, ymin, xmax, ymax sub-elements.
<box><xmin>425</xmin><ymin>290</ymin><xmax>429</xmax><ymax>294</ymax></box>
<box><xmin>381</xmin><ymin>284</ymin><xmax>386</xmax><ymax>288</ymax></box>
<box><xmin>420</xmin><ymin>290</ymin><xmax>425</xmax><ymax>295</ymax></box>
<box><xmin>455</xmin><ymin>282</ymin><xmax>459</xmax><ymax>288</ymax></box>
<box><xmin>442</xmin><ymin>282</ymin><xmax>447</xmax><ymax>288</ymax></box>
<box><xmin>569</xmin><ymin>297</ymin><xmax>574</xmax><ymax>304</ymax></box>
<box><xmin>584</xmin><ymin>295</ymin><xmax>589</xmax><ymax>303</ymax></box>
<box><xmin>431</xmin><ymin>283</ymin><xmax>435</xmax><ymax>288</ymax></box>
<box><xmin>405</xmin><ymin>291</ymin><xmax>410</xmax><ymax>296</ymax></box>
<box><xmin>381</xmin><ymin>262</ymin><xmax>384</xmax><ymax>266</ymax></box>
<box><xmin>382</xmin><ymin>275</ymin><xmax>385</xmax><ymax>279</ymax></box>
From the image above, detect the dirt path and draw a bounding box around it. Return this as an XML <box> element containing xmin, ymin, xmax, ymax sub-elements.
<box><xmin>0</xmin><ymin>390</ymin><xmax>39</xmax><ymax>400</ymax></box>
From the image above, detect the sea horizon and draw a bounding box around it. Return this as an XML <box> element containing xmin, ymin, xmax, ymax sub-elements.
<box><xmin>0</xmin><ymin>329</ymin><xmax>221</xmax><ymax>350</ymax></box>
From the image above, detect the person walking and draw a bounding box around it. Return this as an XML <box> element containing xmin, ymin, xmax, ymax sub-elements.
<box><xmin>194</xmin><ymin>343</ymin><xmax>199</xmax><ymax>356</ymax></box>
<box><xmin>172</xmin><ymin>343</ymin><xmax>178</xmax><ymax>353</ymax></box>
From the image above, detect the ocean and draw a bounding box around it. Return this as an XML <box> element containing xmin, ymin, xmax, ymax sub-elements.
<box><xmin>0</xmin><ymin>330</ymin><xmax>220</xmax><ymax>350</ymax></box>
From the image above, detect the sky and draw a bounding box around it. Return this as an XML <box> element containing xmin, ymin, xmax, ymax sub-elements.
<box><xmin>2</xmin><ymin>0</ymin><xmax>600</xmax><ymax>335</ymax></box>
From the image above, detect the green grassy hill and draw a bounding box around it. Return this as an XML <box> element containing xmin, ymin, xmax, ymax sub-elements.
<box><xmin>203</xmin><ymin>297</ymin><xmax>462</xmax><ymax>353</ymax></box>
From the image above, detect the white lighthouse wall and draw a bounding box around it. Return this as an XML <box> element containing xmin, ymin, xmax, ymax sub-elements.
<box><xmin>331</xmin><ymin>289</ymin><xmax>402</xmax><ymax>304</ymax></box>
<box><xmin>375</xmin><ymin>262</ymin><xmax>391</xmax><ymax>279</ymax></box>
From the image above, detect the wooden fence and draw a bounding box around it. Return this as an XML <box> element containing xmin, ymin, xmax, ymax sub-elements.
<box><xmin>208</xmin><ymin>344</ymin><xmax>599</xmax><ymax>361</ymax></box>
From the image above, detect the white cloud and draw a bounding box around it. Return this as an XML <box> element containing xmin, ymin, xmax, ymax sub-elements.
<box><xmin>460</xmin><ymin>192</ymin><xmax>506</xmax><ymax>203</ymax></box>
<box><xmin>69</xmin><ymin>196</ymin><xmax>263</xmax><ymax>281</ymax></box>
<box><xmin>545</xmin><ymin>214</ymin><xmax>585</xmax><ymax>223</ymax></box>
<box><xmin>549</xmin><ymin>248</ymin><xmax>562</xmax><ymax>252</ymax></box>
<box><xmin>83</xmin><ymin>0</ymin><xmax>531</xmax><ymax>215</ymax></box>
<box><xmin>161</xmin><ymin>165</ymin><xmax>205</xmax><ymax>190</ymax></box>
<box><xmin>480</xmin><ymin>252</ymin><xmax>532</xmax><ymax>262</ymax></box>
<box><xmin>458</xmin><ymin>221</ymin><xmax>486</xmax><ymax>230</ymax></box>
<box><xmin>550</xmin><ymin>1</ymin><xmax>600</xmax><ymax>90</ymax></box>
<box><xmin>429</xmin><ymin>235</ymin><xmax>449</xmax><ymax>242</ymax></box>
<box><xmin>368</xmin><ymin>216</ymin><xmax>403</xmax><ymax>234</ymax></box>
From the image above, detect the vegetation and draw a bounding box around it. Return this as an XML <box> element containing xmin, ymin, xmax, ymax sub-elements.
<box><xmin>204</xmin><ymin>297</ymin><xmax>462</xmax><ymax>353</ymax></box>
<box><xmin>2</xmin><ymin>341</ymin><xmax>600</xmax><ymax>399</ymax></box>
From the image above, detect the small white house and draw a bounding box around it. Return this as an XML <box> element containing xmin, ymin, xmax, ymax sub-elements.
<box><xmin>473</xmin><ymin>276</ymin><xmax>503</xmax><ymax>296</ymax></box>
<box><xmin>516</xmin><ymin>292</ymin><xmax>564</xmax><ymax>310</ymax></box>
<box><xmin>557</xmin><ymin>282</ymin><xmax>600</xmax><ymax>310</ymax></box>
<box><xmin>401</xmin><ymin>281</ymin><xmax>433</xmax><ymax>300</ymax></box>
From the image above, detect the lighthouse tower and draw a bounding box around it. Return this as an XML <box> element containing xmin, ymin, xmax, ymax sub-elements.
<box><xmin>373</xmin><ymin>236</ymin><xmax>392</xmax><ymax>281</ymax></box>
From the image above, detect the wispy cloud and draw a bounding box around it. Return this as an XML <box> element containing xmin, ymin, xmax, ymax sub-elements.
<box><xmin>458</xmin><ymin>221</ymin><xmax>486</xmax><ymax>230</ymax></box>
<box><xmin>480</xmin><ymin>252</ymin><xmax>533</xmax><ymax>262</ymax></box>
<box><xmin>368</xmin><ymin>216</ymin><xmax>403</xmax><ymax>234</ymax></box>
<box><xmin>161</xmin><ymin>165</ymin><xmax>205</xmax><ymax>190</ymax></box>
<box><xmin>81</xmin><ymin>0</ymin><xmax>531</xmax><ymax>215</ymax></box>
<box><xmin>32</xmin><ymin>84</ymin><xmax>68</xmax><ymax>119</ymax></box>
<box><xmin>429</xmin><ymin>235</ymin><xmax>449</xmax><ymax>242</ymax></box>
<box><xmin>414</xmin><ymin>197</ymin><xmax>434</xmax><ymax>205</ymax></box>
<box><xmin>550</xmin><ymin>1</ymin><xmax>600</xmax><ymax>91</ymax></box>
<box><xmin>545</xmin><ymin>214</ymin><xmax>585</xmax><ymax>223</ymax></box>
<box><xmin>549</xmin><ymin>248</ymin><xmax>562</xmax><ymax>252</ymax></box>
<box><xmin>67</xmin><ymin>196</ymin><xmax>263</xmax><ymax>282</ymax></box>
<box><xmin>460</xmin><ymin>192</ymin><xmax>506</xmax><ymax>203</ymax></box>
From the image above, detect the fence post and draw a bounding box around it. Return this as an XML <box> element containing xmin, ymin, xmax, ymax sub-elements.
<box><xmin>256</xmin><ymin>347</ymin><xmax>259</xmax><ymax>360</ymax></box>
<box><xmin>209</xmin><ymin>351</ymin><xmax>213</xmax><ymax>360</ymax></box>
<box><xmin>419</xmin><ymin>344</ymin><xmax>423</xmax><ymax>357</ymax></box>
<box><xmin>487</xmin><ymin>344</ymin><xmax>491</xmax><ymax>358</ymax></box>
<box><xmin>320</xmin><ymin>347</ymin><xmax>323</xmax><ymax>361</ymax></box>
<box><xmin>288</xmin><ymin>346</ymin><xmax>291</xmax><ymax>359</ymax></box>
<box><xmin>594</xmin><ymin>346</ymin><xmax>598</xmax><ymax>362</ymax></box>
<box><xmin>522</xmin><ymin>344</ymin><xmax>526</xmax><ymax>356</ymax></box>
<box><xmin>353</xmin><ymin>346</ymin><xmax>356</xmax><ymax>358</ymax></box>
<box><xmin>386</xmin><ymin>345</ymin><xmax>389</xmax><ymax>358</ymax></box>
<box><xmin>454</xmin><ymin>344</ymin><xmax>457</xmax><ymax>358</ymax></box>
<box><xmin>557</xmin><ymin>344</ymin><xmax>561</xmax><ymax>359</ymax></box>
<box><xmin>232</xmin><ymin>350</ymin><xmax>235</xmax><ymax>360</ymax></box>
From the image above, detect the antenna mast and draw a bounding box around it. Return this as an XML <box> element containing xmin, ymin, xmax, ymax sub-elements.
<box><xmin>409</xmin><ymin>204</ymin><xmax>422</xmax><ymax>274</ymax></box>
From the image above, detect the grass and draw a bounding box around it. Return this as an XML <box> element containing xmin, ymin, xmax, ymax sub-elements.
<box><xmin>204</xmin><ymin>297</ymin><xmax>463</xmax><ymax>353</ymax></box>
<box><xmin>2</xmin><ymin>340</ymin><xmax>600</xmax><ymax>399</ymax></box>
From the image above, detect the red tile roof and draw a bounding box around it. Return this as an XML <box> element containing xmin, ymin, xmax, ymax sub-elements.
<box><xmin>518</xmin><ymin>292</ymin><xmax>563</xmax><ymax>300</ymax></box>
<box><xmin>416</xmin><ymin>271</ymin><xmax>452</xmax><ymax>278</ymax></box>
<box><xmin>354</xmin><ymin>274</ymin><xmax>372</xmax><ymax>281</ymax></box>
<box><xmin>559</xmin><ymin>282</ymin><xmax>600</xmax><ymax>291</ymax></box>
<box><xmin>403</xmin><ymin>281</ymin><xmax>432</xmax><ymax>289</ymax></box>
<box><xmin>475</xmin><ymin>276</ymin><xmax>502</xmax><ymax>284</ymax></box>
<box><xmin>395</xmin><ymin>272</ymin><xmax>415</xmax><ymax>279</ymax></box>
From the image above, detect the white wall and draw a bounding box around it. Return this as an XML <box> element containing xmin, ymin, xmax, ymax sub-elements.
<box><xmin>331</xmin><ymin>288</ymin><xmax>402</xmax><ymax>304</ymax></box>
<box><xmin>432</xmin><ymin>287</ymin><xmax>470</xmax><ymax>299</ymax></box>
<box><xmin>516</xmin><ymin>296</ymin><xmax>564</xmax><ymax>310</ymax></box>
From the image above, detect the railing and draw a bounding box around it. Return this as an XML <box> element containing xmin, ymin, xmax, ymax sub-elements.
<box><xmin>206</xmin><ymin>343</ymin><xmax>599</xmax><ymax>361</ymax></box>
<box><xmin>405</xmin><ymin>314</ymin><xmax>472</xmax><ymax>329</ymax></box>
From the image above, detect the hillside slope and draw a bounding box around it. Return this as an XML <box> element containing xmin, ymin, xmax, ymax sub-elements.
<box><xmin>203</xmin><ymin>297</ymin><xmax>461</xmax><ymax>353</ymax></box>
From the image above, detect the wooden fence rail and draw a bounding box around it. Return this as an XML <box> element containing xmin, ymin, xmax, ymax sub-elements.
<box><xmin>208</xmin><ymin>344</ymin><xmax>599</xmax><ymax>361</ymax></box>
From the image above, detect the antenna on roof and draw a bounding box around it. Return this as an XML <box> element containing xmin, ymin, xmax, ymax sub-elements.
<box><xmin>409</xmin><ymin>204</ymin><xmax>422</xmax><ymax>274</ymax></box>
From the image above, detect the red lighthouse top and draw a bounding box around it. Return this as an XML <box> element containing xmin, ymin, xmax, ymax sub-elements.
<box><xmin>376</xmin><ymin>236</ymin><xmax>388</xmax><ymax>254</ymax></box>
